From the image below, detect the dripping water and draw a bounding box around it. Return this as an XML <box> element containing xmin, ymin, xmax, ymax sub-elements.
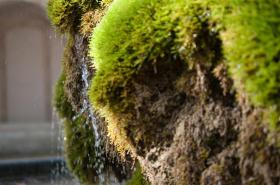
<box><xmin>79</xmin><ymin>58</ymin><xmax>106</xmax><ymax>184</ymax></box>
<box><xmin>79</xmin><ymin>57</ymin><xmax>123</xmax><ymax>185</ymax></box>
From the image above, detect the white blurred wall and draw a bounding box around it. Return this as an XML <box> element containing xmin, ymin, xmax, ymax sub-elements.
<box><xmin>0</xmin><ymin>0</ymin><xmax>47</xmax><ymax>9</ymax></box>
<box><xmin>0</xmin><ymin>0</ymin><xmax>64</xmax><ymax>123</ymax></box>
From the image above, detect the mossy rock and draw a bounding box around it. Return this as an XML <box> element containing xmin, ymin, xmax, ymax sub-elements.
<box><xmin>199</xmin><ymin>0</ymin><xmax>280</xmax><ymax>128</ymax></box>
<box><xmin>47</xmin><ymin>0</ymin><xmax>100</xmax><ymax>33</ymax></box>
<box><xmin>53</xmin><ymin>71</ymin><xmax>75</xmax><ymax>119</ymax></box>
<box><xmin>80</xmin><ymin>9</ymin><xmax>105</xmax><ymax>38</ymax></box>
<box><xmin>52</xmin><ymin>0</ymin><xmax>280</xmax><ymax>184</ymax></box>
<box><xmin>89</xmin><ymin>0</ymin><xmax>221</xmax><ymax>154</ymax></box>
<box><xmin>62</xmin><ymin>33</ymin><xmax>86</xmax><ymax>112</ymax></box>
<box><xmin>64</xmin><ymin>116</ymin><xmax>98</xmax><ymax>185</ymax></box>
<box><xmin>53</xmin><ymin>72</ymin><xmax>98</xmax><ymax>185</ymax></box>
<box><xmin>224</xmin><ymin>0</ymin><xmax>280</xmax><ymax>128</ymax></box>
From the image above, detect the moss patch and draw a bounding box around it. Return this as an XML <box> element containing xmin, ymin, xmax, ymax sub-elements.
<box><xmin>89</xmin><ymin>0</ymin><xmax>222</xmax><ymax>155</ymax></box>
<box><xmin>64</xmin><ymin>116</ymin><xmax>98</xmax><ymax>185</ymax></box>
<box><xmin>80</xmin><ymin>10</ymin><xmax>105</xmax><ymax>38</ymax></box>
<box><xmin>47</xmin><ymin>0</ymin><xmax>100</xmax><ymax>33</ymax></box>
<box><xmin>222</xmin><ymin>0</ymin><xmax>280</xmax><ymax>128</ymax></box>
<box><xmin>198</xmin><ymin>0</ymin><xmax>280</xmax><ymax>128</ymax></box>
<box><xmin>53</xmin><ymin>71</ymin><xmax>75</xmax><ymax>119</ymax></box>
<box><xmin>51</xmin><ymin>0</ymin><xmax>280</xmax><ymax>184</ymax></box>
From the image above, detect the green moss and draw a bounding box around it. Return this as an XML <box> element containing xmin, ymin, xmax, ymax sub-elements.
<box><xmin>89</xmin><ymin>0</ymin><xmax>221</xmax><ymax>111</ymax></box>
<box><xmin>225</xmin><ymin>2</ymin><xmax>280</xmax><ymax>103</ymax></box>
<box><xmin>88</xmin><ymin>0</ymin><xmax>221</xmax><ymax>154</ymax></box>
<box><xmin>205</xmin><ymin>0</ymin><xmax>280</xmax><ymax>128</ymax></box>
<box><xmin>101</xmin><ymin>0</ymin><xmax>113</xmax><ymax>6</ymax></box>
<box><xmin>62</xmin><ymin>33</ymin><xmax>74</xmax><ymax>83</ymax></box>
<box><xmin>64</xmin><ymin>115</ymin><xmax>98</xmax><ymax>185</ymax></box>
<box><xmin>62</xmin><ymin>33</ymin><xmax>84</xmax><ymax>111</ymax></box>
<box><xmin>126</xmin><ymin>164</ymin><xmax>149</xmax><ymax>185</ymax></box>
<box><xmin>53</xmin><ymin>71</ymin><xmax>75</xmax><ymax>119</ymax></box>
<box><xmin>47</xmin><ymin>0</ymin><xmax>100</xmax><ymax>33</ymax></box>
<box><xmin>80</xmin><ymin>10</ymin><xmax>105</xmax><ymax>38</ymax></box>
<box><xmin>188</xmin><ymin>0</ymin><xmax>280</xmax><ymax>128</ymax></box>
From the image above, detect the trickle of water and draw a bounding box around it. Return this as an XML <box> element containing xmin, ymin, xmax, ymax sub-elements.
<box><xmin>80</xmin><ymin>59</ymin><xmax>106</xmax><ymax>184</ymax></box>
<box><xmin>52</xmin><ymin>53</ymin><xmax>123</xmax><ymax>185</ymax></box>
<box><xmin>80</xmin><ymin>58</ymin><xmax>124</xmax><ymax>185</ymax></box>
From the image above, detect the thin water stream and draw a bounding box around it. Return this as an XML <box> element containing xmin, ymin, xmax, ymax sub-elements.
<box><xmin>52</xmin><ymin>54</ymin><xmax>124</xmax><ymax>185</ymax></box>
<box><xmin>80</xmin><ymin>61</ymin><xmax>105</xmax><ymax>175</ymax></box>
<box><xmin>79</xmin><ymin>59</ymin><xmax>123</xmax><ymax>185</ymax></box>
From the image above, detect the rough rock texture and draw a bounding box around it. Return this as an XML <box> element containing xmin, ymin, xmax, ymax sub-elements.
<box><xmin>123</xmin><ymin>59</ymin><xmax>241</xmax><ymax>185</ymax></box>
<box><xmin>125</xmin><ymin>59</ymin><xmax>279</xmax><ymax>185</ymax></box>
<box><xmin>63</xmin><ymin>34</ymin><xmax>90</xmax><ymax>112</ymax></box>
<box><xmin>239</xmin><ymin>109</ymin><xmax>280</xmax><ymax>185</ymax></box>
<box><xmin>54</xmin><ymin>32</ymin><xmax>134</xmax><ymax>184</ymax></box>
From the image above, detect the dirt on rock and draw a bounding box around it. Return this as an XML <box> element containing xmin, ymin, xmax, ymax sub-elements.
<box><xmin>122</xmin><ymin>56</ymin><xmax>280</xmax><ymax>184</ymax></box>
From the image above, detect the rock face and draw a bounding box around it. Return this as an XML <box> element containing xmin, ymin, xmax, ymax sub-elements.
<box><xmin>49</xmin><ymin>0</ymin><xmax>280</xmax><ymax>185</ymax></box>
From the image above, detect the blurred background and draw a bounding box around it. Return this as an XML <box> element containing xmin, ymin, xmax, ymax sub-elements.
<box><xmin>0</xmin><ymin>0</ymin><xmax>74</xmax><ymax>184</ymax></box>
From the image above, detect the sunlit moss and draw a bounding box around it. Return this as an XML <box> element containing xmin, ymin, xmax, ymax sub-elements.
<box><xmin>89</xmin><ymin>0</ymin><xmax>221</xmax><ymax>111</ymax></box>
<box><xmin>88</xmin><ymin>0</ymin><xmax>221</xmax><ymax>154</ymax></box>
<box><xmin>80</xmin><ymin>9</ymin><xmax>105</xmax><ymax>38</ymax></box>
<box><xmin>101</xmin><ymin>0</ymin><xmax>113</xmax><ymax>6</ymax></box>
<box><xmin>97</xmin><ymin>106</ymin><xmax>134</xmax><ymax>155</ymax></box>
